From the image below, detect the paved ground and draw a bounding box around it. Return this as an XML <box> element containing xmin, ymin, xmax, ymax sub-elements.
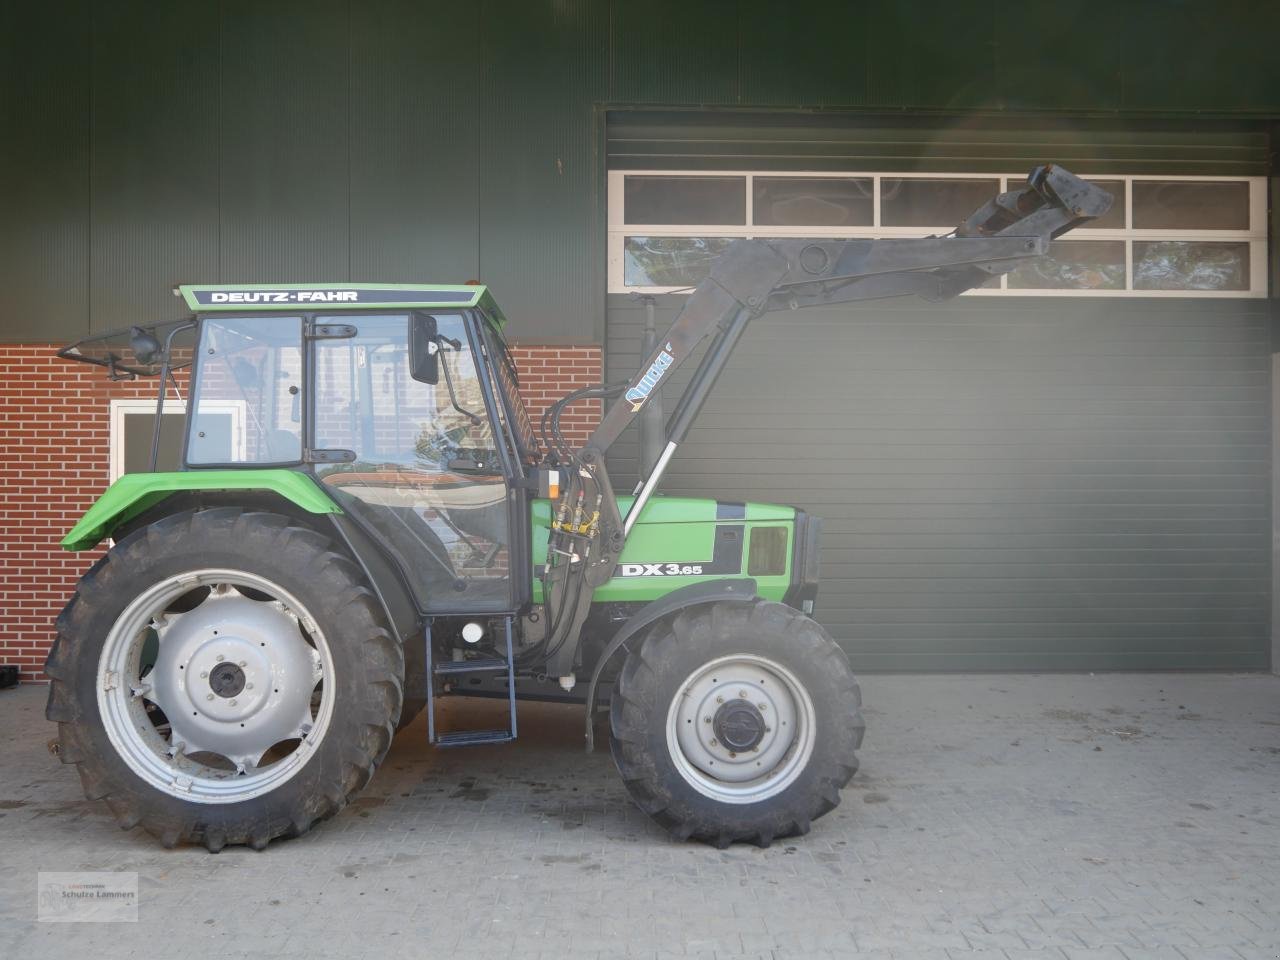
<box><xmin>1</xmin><ymin>673</ymin><xmax>1278</xmax><ymax>959</ymax></box>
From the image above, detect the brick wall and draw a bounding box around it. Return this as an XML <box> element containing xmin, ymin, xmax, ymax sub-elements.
<box><xmin>510</xmin><ymin>345</ymin><xmax>602</xmax><ymax>449</ymax></box>
<box><xmin>0</xmin><ymin>342</ymin><xmax>601</xmax><ymax>681</ymax></box>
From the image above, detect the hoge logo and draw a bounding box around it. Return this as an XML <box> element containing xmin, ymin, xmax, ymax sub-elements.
<box><xmin>625</xmin><ymin>344</ymin><xmax>674</xmax><ymax>411</ymax></box>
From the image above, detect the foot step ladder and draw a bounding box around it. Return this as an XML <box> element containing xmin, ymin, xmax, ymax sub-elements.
<box><xmin>424</xmin><ymin>616</ymin><xmax>518</xmax><ymax>747</ymax></box>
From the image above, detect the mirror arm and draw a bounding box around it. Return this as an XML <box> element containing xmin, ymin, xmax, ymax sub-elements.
<box><xmin>435</xmin><ymin>339</ymin><xmax>485</xmax><ymax>426</ymax></box>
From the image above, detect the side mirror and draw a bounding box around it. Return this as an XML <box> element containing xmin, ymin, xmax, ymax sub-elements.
<box><xmin>129</xmin><ymin>326</ymin><xmax>162</xmax><ymax>367</ymax></box>
<box><xmin>409</xmin><ymin>312</ymin><xmax>439</xmax><ymax>384</ymax></box>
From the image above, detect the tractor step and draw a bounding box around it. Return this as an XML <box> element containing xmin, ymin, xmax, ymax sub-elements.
<box><xmin>433</xmin><ymin>658</ymin><xmax>509</xmax><ymax>675</ymax></box>
<box><xmin>434</xmin><ymin>729</ymin><xmax>515</xmax><ymax>748</ymax></box>
<box><xmin>424</xmin><ymin>617</ymin><xmax>518</xmax><ymax>747</ymax></box>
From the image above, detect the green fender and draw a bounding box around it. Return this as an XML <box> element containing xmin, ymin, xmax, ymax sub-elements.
<box><xmin>62</xmin><ymin>470</ymin><xmax>341</xmax><ymax>550</ymax></box>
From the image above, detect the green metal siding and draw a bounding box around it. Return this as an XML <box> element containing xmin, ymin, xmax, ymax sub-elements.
<box><xmin>1</xmin><ymin>1</ymin><xmax>91</xmax><ymax>343</ymax></box>
<box><xmin>89</xmin><ymin>2</ymin><xmax>220</xmax><ymax>333</ymax></box>
<box><xmin>478</xmin><ymin>0</ymin><xmax>608</xmax><ymax>342</ymax></box>
<box><xmin>349</xmin><ymin>0</ymin><xmax>480</xmax><ymax>283</ymax></box>
<box><xmin>606</xmin><ymin>295</ymin><xmax>1272</xmax><ymax>671</ymax></box>
<box><xmin>218</xmin><ymin>1</ymin><xmax>351</xmax><ymax>283</ymax></box>
<box><xmin>608</xmin><ymin>2</ymin><xmax>740</xmax><ymax>105</ymax></box>
<box><xmin>2</xmin><ymin>2</ymin><xmax>1277</xmax><ymax>345</ymax></box>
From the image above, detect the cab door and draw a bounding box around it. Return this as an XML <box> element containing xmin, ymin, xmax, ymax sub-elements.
<box><xmin>311</xmin><ymin>312</ymin><xmax>515</xmax><ymax>613</ymax></box>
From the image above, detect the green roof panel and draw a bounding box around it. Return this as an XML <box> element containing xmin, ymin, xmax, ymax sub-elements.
<box><xmin>178</xmin><ymin>282</ymin><xmax>507</xmax><ymax>331</ymax></box>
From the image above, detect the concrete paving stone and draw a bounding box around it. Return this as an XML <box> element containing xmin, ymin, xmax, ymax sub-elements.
<box><xmin>885</xmin><ymin>948</ymin><xmax>955</xmax><ymax>960</ymax></box>
<box><xmin>959</xmin><ymin>929</ymin><xmax>1035</xmax><ymax>950</ymax></box>
<box><xmin>1229</xmin><ymin>948</ymin><xmax>1280</xmax><ymax>960</ymax></box>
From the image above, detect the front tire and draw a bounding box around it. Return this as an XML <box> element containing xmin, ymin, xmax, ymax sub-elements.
<box><xmin>609</xmin><ymin>600</ymin><xmax>863</xmax><ymax>848</ymax></box>
<box><xmin>45</xmin><ymin>508</ymin><xmax>403</xmax><ymax>851</ymax></box>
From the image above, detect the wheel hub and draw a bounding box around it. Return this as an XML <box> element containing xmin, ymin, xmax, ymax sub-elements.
<box><xmin>181</xmin><ymin>637</ymin><xmax>271</xmax><ymax>724</ymax></box>
<box><xmin>149</xmin><ymin>590</ymin><xmax>322</xmax><ymax>771</ymax></box>
<box><xmin>713</xmin><ymin>700</ymin><xmax>765</xmax><ymax>752</ymax></box>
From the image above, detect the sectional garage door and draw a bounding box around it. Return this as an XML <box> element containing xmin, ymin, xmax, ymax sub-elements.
<box><xmin>603</xmin><ymin>112</ymin><xmax>1273</xmax><ymax>671</ymax></box>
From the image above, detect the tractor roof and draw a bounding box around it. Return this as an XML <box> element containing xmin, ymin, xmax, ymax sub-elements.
<box><xmin>177</xmin><ymin>283</ymin><xmax>508</xmax><ymax>332</ymax></box>
<box><xmin>58</xmin><ymin>284</ymin><xmax>510</xmax><ymax>379</ymax></box>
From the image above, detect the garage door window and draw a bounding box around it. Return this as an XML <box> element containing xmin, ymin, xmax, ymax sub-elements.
<box><xmin>610</xmin><ymin>172</ymin><xmax>1267</xmax><ymax>298</ymax></box>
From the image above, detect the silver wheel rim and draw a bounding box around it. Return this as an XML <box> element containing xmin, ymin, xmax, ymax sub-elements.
<box><xmin>665</xmin><ymin>653</ymin><xmax>816</xmax><ymax>804</ymax></box>
<box><xmin>96</xmin><ymin>569</ymin><xmax>335</xmax><ymax>804</ymax></box>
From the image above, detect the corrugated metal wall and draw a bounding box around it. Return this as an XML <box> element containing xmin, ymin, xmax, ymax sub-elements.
<box><xmin>606</xmin><ymin>112</ymin><xmax>1274</xmax><ymax>176</ymax></box>
<box><xmin>606</xmin><ymin>296</ymin><xmax>1273</xmax><ymax>671</ymax></box>
<box><xmin>3</xmin><ymin>1</ymin><xmax>1278</xmax><ymax>344</ymax></box>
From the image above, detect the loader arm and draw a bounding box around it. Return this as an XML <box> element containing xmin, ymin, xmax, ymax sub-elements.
<box><xmin>537</xmin><ymin>164</ymin><xmax>1111</xmax><ymax>675</ymax></box>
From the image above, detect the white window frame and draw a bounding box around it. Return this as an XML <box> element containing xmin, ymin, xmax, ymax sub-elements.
<box><xmin>608</xmin><ymin>170</ymin><xmax>1268</xmax><ymax>298</ymax></box>
<box><xmin>109</xmin><ymin>398</ymin><xmax>246</xmax><ymax>481</ymax></box>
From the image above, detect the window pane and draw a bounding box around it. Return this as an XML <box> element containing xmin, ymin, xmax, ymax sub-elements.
<box><xmin>188</xmin><ymin>317</ymin><xmax>302</xmax><ymax>464</ymax></box>
<box><xmin>624</xmin><ymin>176</ymin><xmax>746</xmax><ymax>225</ymax></box>
<box><xmin>881</xmin><ymin>177</ymin><xmax>999</xmax><ymax>227</ymax></box>
<box><xmin>1007</xmin><ymin>240</ymin><xmax>1126</xmax><ymax>291</ymax></box>
<box><xmin>1133</xmin><ymin>241</ymin><xmax>1250</xmax><ymax>291</ymax></box>
<box><xmin>1083</xmin><ymin>179</ymin><xmax>1126</xmax><ymax>229</ymax></box>
<box><xmin>624</xmin><ymin>236</ymin><xmax>736</xmax><ymax>286</ymax></box>
<box><xmin>1132</xmin><ymin>181</ymin><xmax>1250</xmax><ymax>230</ymax></box>
<box><xmin>314</xmin><ymin>314</ymin><xmax>495</xmax><ymax>459</ymax></box>
<box><xmin>122</xmin><ymin>411</ymin><xmax>187</xmax><ymax>474</ymax></box>
<box><xmin>753</xmin><ymin>177</ymin><xmax>873</xmax><ymax>226</ymax></box>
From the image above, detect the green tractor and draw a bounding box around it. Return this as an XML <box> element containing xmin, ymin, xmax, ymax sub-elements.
<box><xmin>47</xmin><ymin>166</ymin><xmax>1110</xmax><ymax>850</ymax></box>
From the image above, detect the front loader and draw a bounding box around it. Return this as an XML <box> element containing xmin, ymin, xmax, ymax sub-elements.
<box><xmin>47</xmin><ymin>166</ymin><xmax>1111</xmax><ymax>850</ymax></box>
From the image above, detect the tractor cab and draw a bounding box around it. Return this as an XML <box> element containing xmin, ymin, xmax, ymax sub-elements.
<box><xmin>64</xmin><ymin>284</ymin><xmax>542</xmax><ymax>617</ymax></box>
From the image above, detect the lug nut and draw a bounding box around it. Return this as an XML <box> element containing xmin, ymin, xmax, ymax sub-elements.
<box><xmin>703</xmin><ymin>716</ymin><xmax>711</xmax><ymax>723</ymax></box>
<box><xmin>206</xmin><ymin>693</ymin><xmax>214</xmax><ymax>701</ymax></box>
<box><xmin>229</xmin><ymin>699</ymin><xmax>237</xmax><ymax>706</ymax></box>
<box><xmin>758</xmin><ymin>703</ymin><xmax>767</xmax><ymax>711</ymax></box>
<box><xmin>738</xmin><ymin>690</ymin><xmax>748</xmax><ymax>699</ymax></box>
<box><xmin>238</xmin><ymin>661</ymin><xmax>247</xmax><ymax>668</ymax></box>
<box><xmin>729</xmin><ymin>751</ymin><xmax>737</xmax><ymax>758</ymax></box>
<box><xmin>200</xmin><ymin>671</ymin><xmax>208</xmax><ymax>679</ymax></box>
<box><xmin>709</xmin><ymin>738</ymin><xmax>718</xmax><ymax>747</ymax></box>
<box><xmin>715</xmin><ymin>696</ymin><xmax>724</xmax><ymax>704</ymax></box>
<box><xmin>246</xmin><ymin>683</ymin><xmax>253</xmax><ymax>690</ymax></box>
<box><xmin>215</xmin><ymin>654</ymin><xmax>225</xmax><ymax>662</ymax></box>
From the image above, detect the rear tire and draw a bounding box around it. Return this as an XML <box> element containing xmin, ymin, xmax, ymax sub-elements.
<box><xmin>45</xmin><ymin>509</ymin><xmax>403</xmax><ymax>851</ymax></box>
<box><xmin>609</xmin><ymin>600</ymin><xmax>863</xmax><ymax>848</ymax></box>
